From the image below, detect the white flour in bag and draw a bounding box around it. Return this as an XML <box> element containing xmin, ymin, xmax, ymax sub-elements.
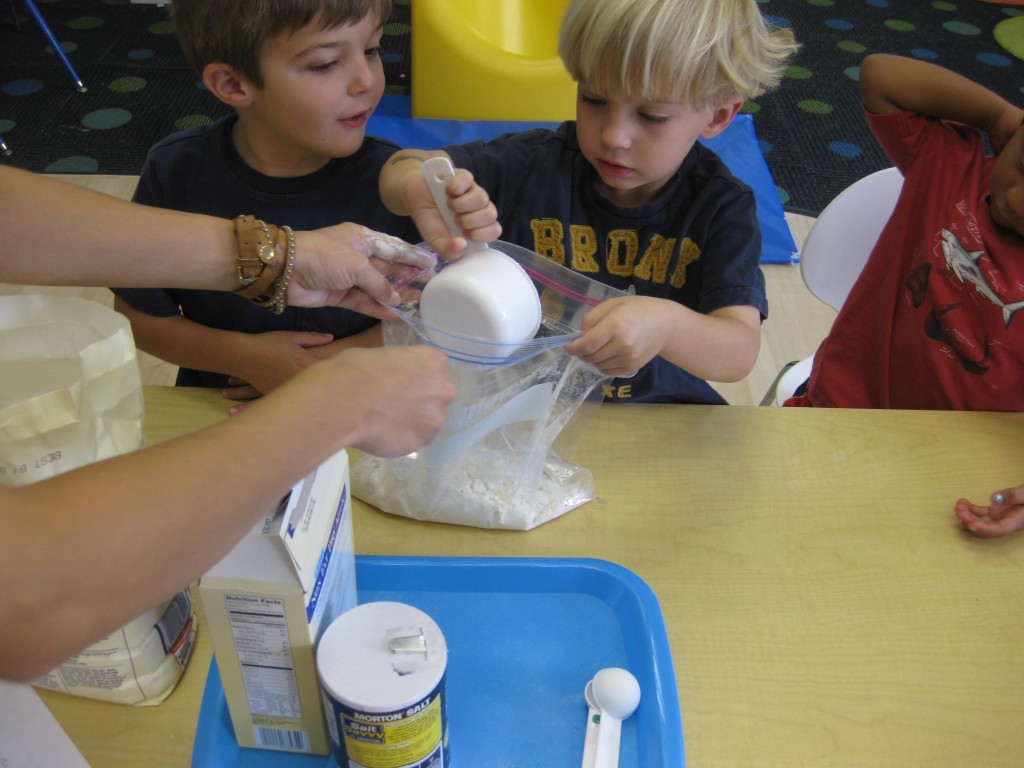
<box><xmin>352</xmin><ymin>262</ymin><xmax>613</xmax><ymax>530</ymax></box>
<box><xmin>353</xmin><ymin>444</ymin><xmax>595</xmax><ymax>529</ymax></box>
<box><xmin>351</xmin><ymin>354</ymin><xmax>602</xmax><ymax>530</ymax></box>
<box><xmin>32</xmin><ymin>590</ymin><xmax>197</xmax><ymax>706</ymax></box>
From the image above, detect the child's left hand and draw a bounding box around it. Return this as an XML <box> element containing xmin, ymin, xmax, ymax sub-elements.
<box><xmin>955</xmin><ymin>485</ymin><xmax>1024</xmax><ymax>538</ymax></box>
<box><xmin>565</xmin><ymin>296</ymin><xmax>670</xmax><ymax>376</ymax></box>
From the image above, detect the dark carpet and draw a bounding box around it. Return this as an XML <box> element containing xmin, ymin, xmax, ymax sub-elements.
<box><xmin>2</xmin><ymin>0</ymin><xmax>1023</xmax><ymax>215</ymax></box>
<box><xmin>753</xmin><ymin>0</ymin><xmax>1024</xmax><ymax>214</ymax></box>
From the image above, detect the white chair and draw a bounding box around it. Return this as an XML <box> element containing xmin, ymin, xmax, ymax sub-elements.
<box><xmin>760</xmin><ymin>167</ymin><xmax>904</xmax><ymax>405</ymax></box>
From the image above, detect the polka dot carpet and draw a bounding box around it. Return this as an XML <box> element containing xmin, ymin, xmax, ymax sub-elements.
<box><xmin>1</xmin><ymin>0</ymin><xmax>1022</xmax><ymax>215</ymax></box>
<box><xmin>752</xmin><ymin>0</ymin><xmax>1024</xmax><ymax>214</ymax></box>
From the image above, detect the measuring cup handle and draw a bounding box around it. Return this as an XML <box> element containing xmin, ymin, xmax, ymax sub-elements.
<box><xmin>421</xmin><ymin>156</ymin><xmax>485</xmax><ymax>254</ymax></box>
<box><xmin>580</xmin><ymin>705</ymin><xmax>600</xmax><ymax>768</ymax></box>
<box><xmin>593</xmin><ymin>714</ymin><xmax>623</xmax><ymax>768</ymax></box>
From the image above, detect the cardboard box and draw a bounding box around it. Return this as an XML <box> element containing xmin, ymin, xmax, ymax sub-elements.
<box><xmin>199</xmin><ymin>449</ymin><xmax>356</xmax><ymax>755</ymax></box>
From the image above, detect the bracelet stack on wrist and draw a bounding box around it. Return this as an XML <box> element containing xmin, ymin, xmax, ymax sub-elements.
<box><xmin>254</xmin><ymin>224</ymin><xmax>295</xmax><ymax>315</ymax></box>
<box><xmin>232</xmin><ymin>214</ymin><xmax>295</xmax><ymax>315</ymax></box>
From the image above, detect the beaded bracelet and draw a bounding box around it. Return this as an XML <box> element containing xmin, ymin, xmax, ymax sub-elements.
<box><xmin>252</xmin><ymin>225</ymin><xmax>296</xmax><ymax>315</ymax></box>
<box><xmin>233</xmin><ymin>215</ymin><xmax>295</xmax><ymax>314</ymax></box>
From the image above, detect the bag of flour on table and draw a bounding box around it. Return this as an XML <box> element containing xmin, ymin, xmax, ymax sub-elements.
<box><xmin>0</xmin><ymin>295</ymin><xmax>196</xmax><ymax>705</ymax></box>
<box><xmin>352</xmin><ymin>243</ymin><xmax>623</xmax><ymax>530</ymax></box>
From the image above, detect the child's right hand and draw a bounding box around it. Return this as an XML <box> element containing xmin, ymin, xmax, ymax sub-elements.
<box><xmin>381</xmin><ymin>150</ymin><xmax>501</xmax><ymax>260</ymax></box>
<box><xmin>989</xmin><ymin>106</ymin><xmax>1024</xmax><ymax>155</ymax></box>
<box><xmin>405</xmin><ymin>163</ymin><xmax>501</xmax><ymax>259</ymax></box>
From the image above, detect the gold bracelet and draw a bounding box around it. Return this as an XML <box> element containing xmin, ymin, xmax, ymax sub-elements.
<box><xmin>253</xmin><ymin>225</ymin><xmax>296</xmax><ymax>314</ymax></box>
<box><xmin>233</xmin><ymin>215</ymin><xmax>283</xmax><ymax>301</ymax></box>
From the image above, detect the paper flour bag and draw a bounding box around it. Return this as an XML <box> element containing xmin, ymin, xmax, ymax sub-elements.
<box><xmin>0</xmin><ymin>295</ymin><xmax>196</xmax><ymax>704</ymax></box>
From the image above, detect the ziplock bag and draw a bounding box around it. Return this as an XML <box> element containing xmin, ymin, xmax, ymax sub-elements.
<box><xmin>352</xmin><ymin>241</ymin><xmax>625</xmax><ymax>530</ymax></box>
<box><xmin>382</xmin><ymin>240</ymin><xmax>624</xmax><ymax>365</ymax></box>
<box><xmin>0</xmin><ymin>295</ymin><xmax>196</xmax><ymax>705</ymax></box>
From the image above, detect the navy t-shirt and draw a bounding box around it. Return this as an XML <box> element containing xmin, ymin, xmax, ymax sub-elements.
<box><xmin>113</xmin><ymin>115</ymin><xmax>417</xmax><ymax>388</ymax></box>
<box><xmin>445</xmin><ymin>122</ymin><xmax>767</xmax><ymax>404</ymax></box>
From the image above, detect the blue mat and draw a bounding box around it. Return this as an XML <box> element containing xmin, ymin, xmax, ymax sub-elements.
<box><xmin>369</xmin><ymin>95</ymin><xmax>798</xmax><ymax>264</ymax></box>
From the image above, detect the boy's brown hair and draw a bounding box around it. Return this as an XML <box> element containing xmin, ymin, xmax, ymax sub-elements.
<box><xmin>171</xmin><ymin>0</ymin><xmax>393</xmax><ymax>87</ymax></box>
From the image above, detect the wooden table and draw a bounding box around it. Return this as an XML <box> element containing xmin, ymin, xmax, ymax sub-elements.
<box><xmin>40</xmin><ymin>386</ymin><xmax>1024</xmax><ymax>767</ymax></box>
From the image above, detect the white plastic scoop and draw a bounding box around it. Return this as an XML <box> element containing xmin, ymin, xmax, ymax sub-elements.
<box><xmin>581</xmin><ymin>677</ymin><xmax>602</xmax><ymax>767</ymax></box>
<box><xmin>580</xmin><ymin>667</ymin><xmax>641</xmax><ymax>768</ymax></box>
<box><xmin>420</xmin><ymin>155</ymin><xmax>494</xmax><ymax>259</ymax></box>
<box><xmin>417</xmin><ymin>157</ymin><xmax>542</xmax><ymax>352</ymax></box>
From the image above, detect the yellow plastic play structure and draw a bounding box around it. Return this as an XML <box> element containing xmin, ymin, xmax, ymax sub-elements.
<box><xmin>411</xmin><ymin>0</ymin><xmax>577</xmax><ymax>122</ymax></box>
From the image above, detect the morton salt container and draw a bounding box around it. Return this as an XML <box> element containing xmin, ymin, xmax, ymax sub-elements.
<box><xmin>317</xmin><ymin>601</ymin><xmax>449</xmax><ymax>768</ymax></box>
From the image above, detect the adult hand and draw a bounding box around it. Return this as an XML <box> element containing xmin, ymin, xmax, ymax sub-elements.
<box><xmin>286</xmin><ymin>224</ymin><xmax>437</xmax><ymax>316</ymax></box>
<box><xmin>955</xmin><ymin>485</ymin><xmax>1024</xmax><ymax>538</ymax></box>
<box><xmin>298</xmin><ymin>345</ymin><xmax>456</xmax><ymax>458</ymax></box>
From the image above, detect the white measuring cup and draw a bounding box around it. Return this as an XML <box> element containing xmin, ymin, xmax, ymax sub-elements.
<box><xmin>417</xmin><ymin>156</ymin><xmax>542</xmax><ymax>354</ymax></box>
<box><xmin>580</xmin><ymin>667</ymin><xmax>641</xmax><ymax>768</ymax></box>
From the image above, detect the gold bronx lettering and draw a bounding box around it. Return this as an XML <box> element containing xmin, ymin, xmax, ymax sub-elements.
<box><xmin>530</xmin><ymin>219</ymin><xmax>700</xmax><ymax>287</ymax></box>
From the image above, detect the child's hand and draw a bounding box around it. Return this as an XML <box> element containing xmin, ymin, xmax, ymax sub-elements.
<box><xmin>565</xmin><ymin>296</ymin><xmax>669</xmax><ymax>376</ymax></box>
<box><xmin>223</xmin><ymin>378</ymin><xmax>260</xmax><ymax>407</ymax></box>
<box><xmin>989</xmin><ymin>107</ymin><xmax>1024</xmax><ymax>155</ymax></box>
<box><xmin>404</xmin><ymin>166</ymin><xmax>501</xmax><ymax>260</ymax></box>
<box><xmin>955</xmin><ymin>485</ymin><xmax>1024</xmax><ymax>538</ymax></box>
<box><xmin>223</xmin><ymin>330</ymin><xmax>335</xmax><ymax>401</ymax></box>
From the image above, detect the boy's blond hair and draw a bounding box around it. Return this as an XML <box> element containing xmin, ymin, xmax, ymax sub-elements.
<box><xmin>558</xmin><ymin>0</ymin><xmax>797</xmax><ymax>109</ymax></box>
<box><xmin>171</xmin><ymin>0</ymin><xmax>392</xmax><ymax>88</ymax></box>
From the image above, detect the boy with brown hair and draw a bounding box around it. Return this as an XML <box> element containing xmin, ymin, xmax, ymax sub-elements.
<box><xmin>113</xmin><ymin>0</ymin><xmax>475</xmax><ymax>399</ymax></box>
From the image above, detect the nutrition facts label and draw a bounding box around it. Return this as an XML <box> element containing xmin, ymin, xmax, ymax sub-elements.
<box><xmin>225</xmin><ymin>595</ymin><xmax>301</xmax><ymax>719</ymax></box>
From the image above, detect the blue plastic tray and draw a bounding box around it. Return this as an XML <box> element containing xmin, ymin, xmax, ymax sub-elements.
<box><xmin>191</xmin><ymin>556</ymin><xmax>685</xmax><ymax>767</ymax></box>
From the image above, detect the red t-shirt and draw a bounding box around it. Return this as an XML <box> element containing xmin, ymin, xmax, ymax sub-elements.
<box><xmin>788</xmin><ymin>109</ymin><xmax>1024</xmax><ymax>410</ymax></box>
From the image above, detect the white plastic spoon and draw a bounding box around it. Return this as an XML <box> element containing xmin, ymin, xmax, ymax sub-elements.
<box><xmin>417</xmin><ymin>157</ymin><xmax>541</xmax><ymax>352</ymax></box>
<box><xmin>590</xmin><ymin>667</ymin><xmax>641</xmax><ymax>768</ymax></box>
<box><xmin>421</xmin><ymin>155</ymin><xmax>489</xmax><ymax>256</ymax></box>
<box><xmin>580</xmin><ymin>678</ymin><xmax>601</xmax><ymax>768</ymax></box>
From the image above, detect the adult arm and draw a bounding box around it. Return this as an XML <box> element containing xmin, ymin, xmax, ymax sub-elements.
<box><xmin>0</xmin><ymin>166</ymin><xmax>434</xmax><ymax>314</ymax></box>
<box><xmin>0</xmin><ymin>345</ymin><xmax>454</xmax><ymax>681</ymax></box>
<box><xmin>2</xmin><ymin>165</ymin><xmax>239</xmax><ymax>289</ymax></box>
